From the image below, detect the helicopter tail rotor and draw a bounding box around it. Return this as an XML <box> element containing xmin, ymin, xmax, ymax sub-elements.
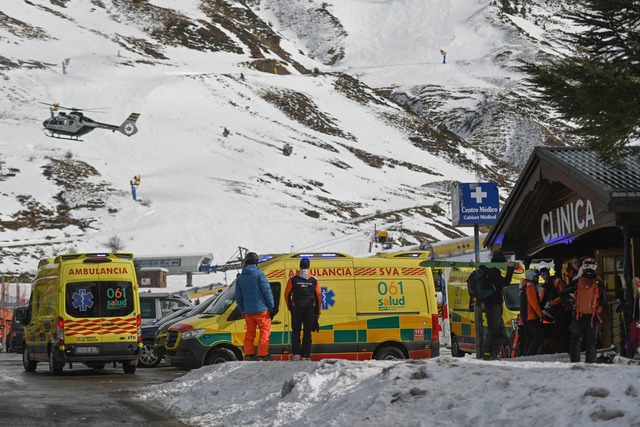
<box><xmin>118</xmin><ymin>113</ymin><xmax>140</xmax><ymax>136</ymax></box>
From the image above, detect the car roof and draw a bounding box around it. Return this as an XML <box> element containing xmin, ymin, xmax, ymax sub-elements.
<box><xmin>139</xmin><ymin>292</ymin><xmax>190</xmax><ymax>300</ymax></box>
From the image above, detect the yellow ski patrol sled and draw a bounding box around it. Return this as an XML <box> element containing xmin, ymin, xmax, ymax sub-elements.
<box><xmin>22</xmin><ymin>253</ymin><xmax>142</xmax><ymax>375</ymax></box>
<box><xmin>165</xmin><ymin>251</ymin><xmax>439</xmax><ymax>367</ymax></box>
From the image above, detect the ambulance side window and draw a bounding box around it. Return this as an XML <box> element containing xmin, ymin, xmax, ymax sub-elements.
<box><xmin>270</xmin><ymin>282</ymin><xmax>281</xmax><ymax>311</ymax></box>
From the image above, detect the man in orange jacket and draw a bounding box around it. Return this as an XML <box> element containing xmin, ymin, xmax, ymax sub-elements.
<box><xmin>285</xmin><ymin>257</ymin><xmax>321</xmax><ymax>361</ymax></box>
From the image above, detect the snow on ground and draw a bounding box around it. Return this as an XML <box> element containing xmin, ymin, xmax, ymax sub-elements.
<box><xmin>137</xmin><ymin>353</ymin><xmax>640</xmax><ymax>427</ymax></box>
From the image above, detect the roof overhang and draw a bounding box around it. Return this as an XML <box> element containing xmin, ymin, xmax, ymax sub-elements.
<box><xmin>486</xmin><ymin>147</ymin><xmax>640</xmax><ymax>259</ymax></box>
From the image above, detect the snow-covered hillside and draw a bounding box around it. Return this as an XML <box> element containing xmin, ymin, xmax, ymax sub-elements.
<box><xmin>0</xmin><ymin>0</ymin><xmax>580</xmax><ymax>274</ymax></box>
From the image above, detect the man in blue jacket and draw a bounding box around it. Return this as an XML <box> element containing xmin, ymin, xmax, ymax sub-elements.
<box><xmin>235</xmin><ymin>251</ymin><xmax>276</xmax><ymax>361</ymax></box>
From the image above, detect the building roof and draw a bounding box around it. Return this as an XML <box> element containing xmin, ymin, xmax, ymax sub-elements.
<box><xmin>134</xmin><ymin>253</ymin><xmax>214</xmax><ymax>275</ymax></box>
<box><xmin>543</xmin><ymin>147</ymin><xmax>640</xmax><ymax>196</ymax></box>
<box><xmin>485</xmin><ymin>146</ymin><xmax>640</xmax><ymax>259</ymax></box>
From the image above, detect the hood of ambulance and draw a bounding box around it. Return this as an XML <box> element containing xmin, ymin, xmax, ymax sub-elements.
<box><xmin>172</xmin><ymin>313</ymin><xmax>223</xmax><ymax>333</ymax></box>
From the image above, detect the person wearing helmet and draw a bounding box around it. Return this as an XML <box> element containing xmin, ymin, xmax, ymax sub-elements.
<box><xmin>285</xmin><ymin>256</ymin><xmax>322</xmax><ymax>361</ymax></box>
<box><xmin>523</xmin><ymin>269</ymin><xmax>545</xmax><ymax>356</ymax></box>
<box><xmin>235</xmin><ymin>251</ymin><xmax>276</xmax><ymax>361</ymax></box>
<box><xmin>560</xmin><ymin>257</ymin><xmax>607</xmax><ymax>363</ymax></box>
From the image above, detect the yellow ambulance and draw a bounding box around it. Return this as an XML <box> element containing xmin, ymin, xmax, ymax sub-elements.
<box><xmin>165</xmin><ymin>251</ymin><xmax>439</xmax><ymax>367</ymax></box>
<box><xmin>22</xmin><ymin>253</ymin><xmax>142</xmax><ymax>375</ymax></box>
<box><xmin>446</xmin><ymin>265</ymin><xmax>523</xmax><ymax>358</ymax></box>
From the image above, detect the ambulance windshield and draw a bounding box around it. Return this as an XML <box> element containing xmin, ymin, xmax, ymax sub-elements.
<box><xmin>65</xmin><ymin>281</ymin><xmax>134</xmax><ymax>318</ymax></box>
<box><xmin>204</xmin><ymin>282</ymin><xmax>236</xmax><ymax>315</ymax></box>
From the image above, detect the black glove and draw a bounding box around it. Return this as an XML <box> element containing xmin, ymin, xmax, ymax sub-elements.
<box><xmin>311</xmin><ymin>315</ymin><xmax>320</xmax><ymax>333</ymax></box>
<box><xmin>269</xmin><ymin>307</ymin><xmax>279</xmax><ymax>319</ymax></box>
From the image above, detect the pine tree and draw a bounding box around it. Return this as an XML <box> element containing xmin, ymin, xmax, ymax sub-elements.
<box><xmin>525</xmin><ymin>0</ymin><xmax>640</xmax><ymax>166</ymax></box>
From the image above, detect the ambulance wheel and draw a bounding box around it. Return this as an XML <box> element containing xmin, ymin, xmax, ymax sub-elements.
<box><xmin>48</xmin><ymin>351</ymin><xmax>63</xmax><ymax>376</ymax></box>
<box><xmin>138</xmin><ymin>340</ymin><xmax>161</xmax><ymax>368</ymax></box>
<box><xmin>450</xmin><ymin>335</ymin><xmax>464</xmax><ymax>357</ymax></box>
<box><xmin>205</xmin><ymin>347</ymin><xmax>237</xmax><ymax>365</ymax></box>
<box><xmin>374</xmin><ymin>346</ymin><xmax>406</xmax><ymax>361</ymax></box>
<box><xmin>23</xmin><ymin>346</ymin><xmax>37</xmax><ymax>372</ymax></box>
<box><xmin>123</xmin><ymin>360</ymin><xmax>137</xmax><ymax>374</ymax></box>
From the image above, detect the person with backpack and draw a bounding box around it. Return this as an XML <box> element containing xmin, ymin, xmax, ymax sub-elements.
<box><xmin>468</xmin><ymin>250</ymin><xmax>515</xmax><ymax>360</ymax></box>
<box><xmin>285</xmin><ymin>256</ymin><xmax>321</xmax><ymax>361</ymax></box>
<box><xmin>523</xmin><ymin>269</ymin><xmax>544</xmax><ymax>356</ymax></box>
<box><xmin>561</xmin><ymin>257</ymin><xmax>607</xmax><ymax>363</ymax></box>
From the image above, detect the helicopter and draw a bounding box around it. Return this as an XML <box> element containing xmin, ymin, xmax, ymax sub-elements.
<box><xmin>41</xmin><ymin>102</ymin><xmax>140</xmax><ymax>141</ymax></box>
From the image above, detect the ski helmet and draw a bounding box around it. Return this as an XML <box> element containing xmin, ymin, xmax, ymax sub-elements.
<box><xmin>582</xmin><ymin>257</ymin><xmax>598</xmax><ymax>278</ymax></box>
<box><xmin>299</xmin><ymin>256</ymin><xmax>310</xmax><ymax>269</ymax></box>
<box><xmin>245</xmin><ymin>252</ymin><xmax>259</xmax><ymax>265</ymax></box>
<box><xmin>525</xmin><ymin>268</ymin><xmax>540</xmax><ymax>282</ymax></box>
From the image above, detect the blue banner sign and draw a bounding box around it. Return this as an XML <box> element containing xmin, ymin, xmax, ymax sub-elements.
<box><xmin>451</xmin><ymin>182</ymin><xmax>500</xmax><ymax>226</ymax></box>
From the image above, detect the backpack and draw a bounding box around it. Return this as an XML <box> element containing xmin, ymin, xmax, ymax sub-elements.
<box><xmin>467</xmin><ymin>266</ymin><xmax>495</xmax><ymax>301</ymax></box>
<box><xmin>574</xmin><ymin>277</ymin><xmax>601</xmax><ymax>325</ymax></box>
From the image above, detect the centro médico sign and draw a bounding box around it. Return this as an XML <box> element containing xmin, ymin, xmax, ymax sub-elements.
<box><xmin>540</xmin><ymin>198</ymin><xmax>595</xmax><ymax>243</ymax></box>
<box><xmin>451</xmin><ymin>182</ymin><xmax>500</xmax><ymax>226</ymax></box>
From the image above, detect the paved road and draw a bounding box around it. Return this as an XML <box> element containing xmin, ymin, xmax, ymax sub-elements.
<box><xmin>0</xmin><ymin>351</ymin><xmax>189</xmax><ymax>426</ymax></box>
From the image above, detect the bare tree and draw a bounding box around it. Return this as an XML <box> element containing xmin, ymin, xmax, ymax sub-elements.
<box><xmin>106</xmin><ymin>235</ymin><xmax>125</xmax><ymax>252</ymax></box>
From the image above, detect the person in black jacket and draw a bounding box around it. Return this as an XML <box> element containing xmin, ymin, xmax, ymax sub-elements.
<box><xmin>285</xmin><ymin>257</ymin><xmax>321</xmax><ymax>361</ymax></box>
<box><xmin>482</xmin><ymin>250</ymin><xmax>515</xmax><ymax>360</ymax></box>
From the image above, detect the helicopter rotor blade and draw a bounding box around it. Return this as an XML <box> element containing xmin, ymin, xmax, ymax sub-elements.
<box><xmin>38</xmin><ymin>102</ymin><xmax>111</xmax><ymax>112</ymax></box>
<box><xmin>38</xmin><ymin>102</ymin><xmax>78</xmax><ymax>111</ymax></box>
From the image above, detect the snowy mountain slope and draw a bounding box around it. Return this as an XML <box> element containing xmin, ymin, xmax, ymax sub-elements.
<box><xmin>0</xmin><ymin>0</ymin><xmax>579</xmax><ymax>273</ymax></box>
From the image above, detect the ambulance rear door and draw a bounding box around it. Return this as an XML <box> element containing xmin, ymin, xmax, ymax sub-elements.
<box><xmin>64</xmin><ymin>265</ymin><xmax>137</xmax><ymax>357</ymax></box>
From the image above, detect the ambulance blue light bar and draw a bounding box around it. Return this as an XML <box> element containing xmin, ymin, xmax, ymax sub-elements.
<box><xmin>295</xmin><ymin>253</ymin><xmax>346</xmax><ymax>259</ymax></box>
<box><xmin>392</xmin><ymin>252</ymin><xmax>422</xmax><ymax>258</ymax></box>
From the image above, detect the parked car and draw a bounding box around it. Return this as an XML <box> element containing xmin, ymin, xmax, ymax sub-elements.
<box><xmin>139</xmin><ymin>292</ymin><xmax>192</xmax><ymax>326</ymax></box>
<box><xmin>6</xmin><ymin>306</ymin><xmax>28</xmax><ymax>353</ymax></box>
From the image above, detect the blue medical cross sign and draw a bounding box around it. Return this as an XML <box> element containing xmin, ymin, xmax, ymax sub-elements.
<box><xmin>72</xmin><ymin>289</ymin><xmax>94</xmax><ymax>311</ymax></box>
<box><xmin>452</xmin><ymin>182</ymin><xmax>500</xmax><ymax>226</ymax></box>
<box><xmin>321</xmin><ymin>287</ymin><xmax>335</xmax><ymax>311</ymax></box>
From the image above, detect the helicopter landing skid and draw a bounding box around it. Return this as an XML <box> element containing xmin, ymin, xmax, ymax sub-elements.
<box><xmin>43</xmin><ymin>131</ymin><xmax>83</xmax><ymax>141</ymax></box>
